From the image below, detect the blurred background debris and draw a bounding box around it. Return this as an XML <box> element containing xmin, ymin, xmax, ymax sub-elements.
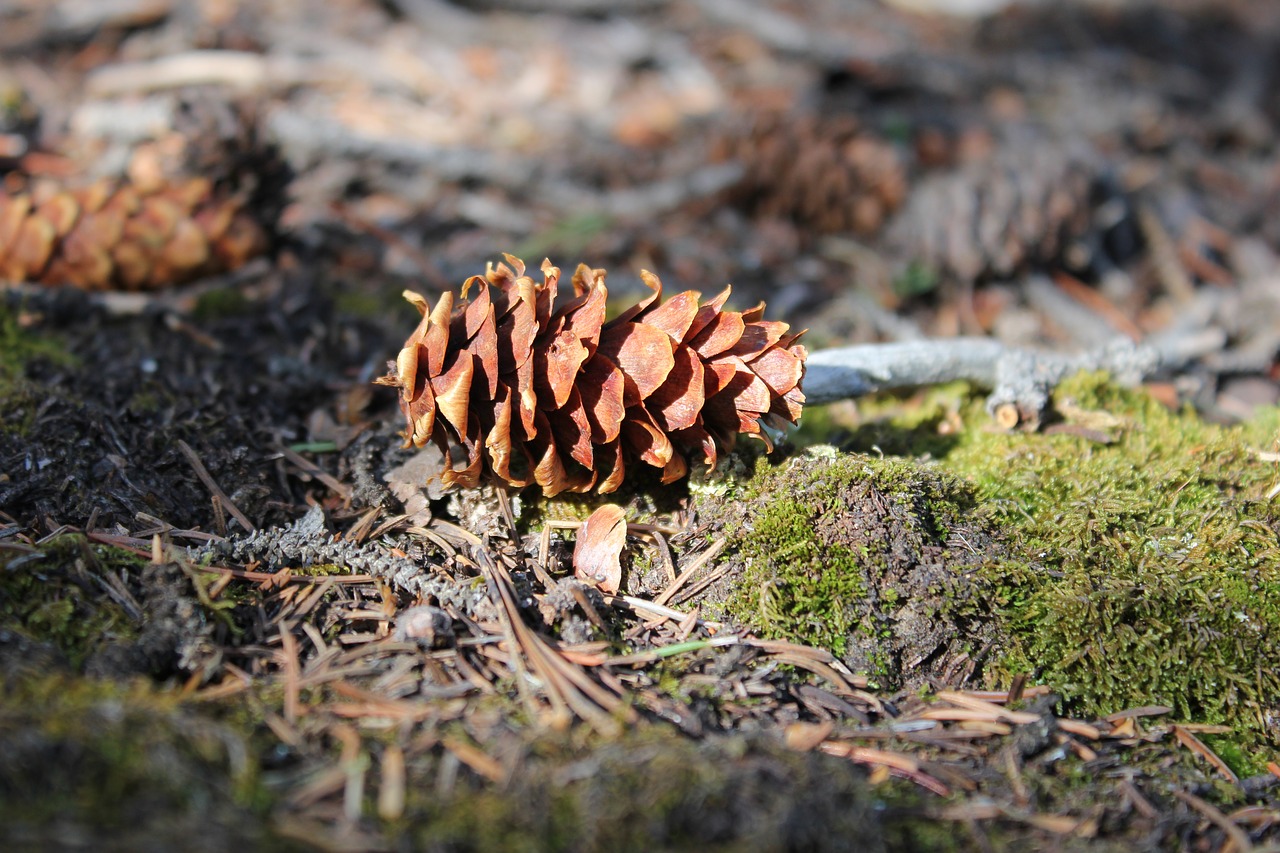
<box><xmin>4</xmin><ymin>0</ymin><xmax>1275</xmax><ymax>418</ymax></box>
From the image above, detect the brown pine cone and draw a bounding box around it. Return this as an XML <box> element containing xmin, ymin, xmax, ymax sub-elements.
<box><xmin>379</xmin><ymin>257</ymin><xmax>807</xmax><ymax>496</ymax></box>
<box><xmin>885</xmin><ymin>139</ymin><xmax>1098</xmax><ymax>283</ymax></box>
<box><xmin>716</xmin><ymin>111</ymin><xmax>907</xmax><ymax>237</ymax></box>
<box><xmin>0</xmin><ymin>174</ymin><xmax>267</xmax><ymax>291</ymax></box>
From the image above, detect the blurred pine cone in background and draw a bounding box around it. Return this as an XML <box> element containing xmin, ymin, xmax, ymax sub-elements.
<box><xmin>0</xmin><ymin>96</ymin><xmax>282</xmax><ymax>291</ymax></box>
<box><xmin>0</xmin><ymin>171</ymin><xmax>267</xmax><ymax>291</ymax></box>
<box><xmin>715</xmin><ymin>111</ymin><xmax>907</xmax><ymax>237</ymax></box>
<box><xmin>379</xmin><ymin>256</ymin><xmax>807</xmax><ymax>496</ymax></box>
<box><xmin>885</xmin><ymin>138</ymin><xmax>1103</xmax><ymax>284</ymax></box>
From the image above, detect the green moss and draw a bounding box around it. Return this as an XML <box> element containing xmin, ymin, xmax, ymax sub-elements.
<box><xmin>717</xmin><ymin>450</ymin><xmax>998</xmax><ymax>676</ymax></box>
<box><xmin>512</xmin><ymin>213</ymin><xmax>613</xmax><ymax>264</ymax></box>
<box><xmin>0</xmin><ymin>536</ymin><xmax>146</xmax><ymax>667</ymax></box>
<box><xmin>334</xmin><ymin>283</ymin><xmax>413</xmax><ymax>321</ymax></box>
<box><xmin>192</xmin><ymin>286</ymin><xmax>252</xmax><ymax>321</ymax></box>
<box><xmin>0</xmin><ymin>300</ymin><xmax>76</xmax><ymax>434</ymax></box>
<box><xmin>405</xmin><ymin>726</ymin><xmax>889</xmax><ymax>852</ymax></box>
<box><xmin>892</xmin><ymin>260</ymin><xmax>940</xmax><ymax>299</ymax></box>
<box><xmin>846</xmin><ymin>372</ymin><xmax>1280</xmax><ymax>766</ymax></box>
<box><xmin>739</xmin><ymin>489</ymin><xmax>868</xmax><ymax>658</ymax></box>
<box><xmin>0</xmin><ymin>670</ymin><xmax>294</xmax><ymax>851</ymax></box>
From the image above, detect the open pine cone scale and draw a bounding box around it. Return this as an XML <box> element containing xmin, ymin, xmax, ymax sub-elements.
<box><xmin>380</xmin><ymin>256</ymin><xmax>807</xmax><ymax>496</ymax></box>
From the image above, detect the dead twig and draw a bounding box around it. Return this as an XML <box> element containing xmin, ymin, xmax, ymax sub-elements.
<box><xmin>803</xmin><ymin>334</ymin><xmax>1217</xmax><ymax>427</ymax></box>
<box><xmin>86</xmin><ymin>50</ymin><xmax>337</xmax><ymax>96</ymax></box>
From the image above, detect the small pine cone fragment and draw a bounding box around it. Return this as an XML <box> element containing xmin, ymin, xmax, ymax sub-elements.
<box><xmin>0</xmin><ymin>175</ymin><xmax>268</xmax><ymax>290</ymax></box>
<box><xmin>378</xmin><ymin>257</ymin><xmax>807</xmax><ymax>496</ymax></box>
<box><xmin>886</xmin><ymin>139</ymin><xmax>1098</xmax><ymax>283</ymax></box>
<box><xmin>716</xmin><ymin>111</ymin><xmax>907</xmax><ymax>236</ymax></box>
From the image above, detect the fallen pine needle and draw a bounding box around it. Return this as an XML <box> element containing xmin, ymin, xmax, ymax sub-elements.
<box><xmin>819</xmin><ymin>742</ymin><xmax>951</xmax><ymax>796</ymax></box>
<box><xmin>377</xmin><ymin>743</ymin><xmax>406</xmax><ymax>820</ymax></box>
<box><xmin>1175</xmin><ymin>790</ymin><xmax>1252</xmax><ymax>853</ymax></box>
<box><xmin>441</xmin><ymin>736</ymin><xmax>506</xmax><ymax>784</ymax></box>
<box><xmin>1056</xmin><ymin>718</ymin><xmax>1103</xmax><ymax>740</ymax></box>
<box><xmin>935</xmin><ymin>690</ymin><xmax>1042</xmax><ymax>724</ymax></box>
<box><xmin>1173</xmin><ymin>725</ymin><xmax>1240</xmax><ymax>786</ymax></box>
<box><xmin>654</xmin><ymin>537</ymin><xmax>726</xmax><ymax>606</ymax></box>
<box><xmin>600</xmin><ymin>635</ymin><xmax>741</xmax><ymax>667</ymax></box>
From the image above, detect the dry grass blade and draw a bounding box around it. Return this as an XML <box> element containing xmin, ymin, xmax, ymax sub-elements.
<box><xmin>327</xmin><ymin>681</ymin><xmax>442</xmax><ymax>722</ymax></box>
<box><xmin>936</xmin><ymin>801</ymin><xmax>1098</xmax><ymax>838</ymax></box>
<box><xmin>1104</xmin><ymin>705</ymin><xmax>1172</xmax><ymax>722</ymax></box>
<box><xmin>481</xmin><ymin>563</ymin><xmax>551</xmax><ymax>724</ymax></box>
<box><xmin>602</xmin><ymin>593</ymin><xmax>723</xmax><ymax>630</ymax></box>
<box><xmin>669</xmin><ymin>560</ymin><xmax>736</xmax><ymax>606</ymax></box>
<box><xmin>1120</xmin><ymin>780</ymin><xmax>1160</xmax><ymax>820</ymax></box>
<box><xmin>377</xmin><ymin>744</ymin><xmax>406</xmax><ymax>820</ymax></box>
<box><xmin>1060</xmin><ymin>734</ymin><xmax>1098</xmax><ymax>762</ymax></box>
<box><xmin>1016</xmin><ymin>812</ymin><xmax>1099</xmax><ymax>838</ymax></box>
<box><xmin>957</xmin><ymin>720</ymin><xmax>1013</xmax><ymax>736</ymax></box>
<box><xmin>919</xmin><ymin>709</ymin><xmax>1027</xmax><ymax>725</ymax></box>
<box><xmin>1137</xmin><ymin>202</ymin><xmax>1196</xmax><ymax>303</ymax></box>
<box><xmin>333</xmin><ymin>723</ymin><xmax>367</xmax><ymax>822</ymax></box>
<box><xmin>279</xmin><ymin>445</ymin><xmax>355</xmax><ymax>502</ymax></box>
<box><xmin>191</xmin><ymin>666</ymin><xmax>254</xmax><ymax>702</ymax></box>
<box><xmin>1052</xmin><ymin>271</ymin><xmax>1143</xmax><ymax>341</ymax></box>
<box><xmin>281</xmin><ymin>626</ymin><xmax>302</xmax><ymax>724</ymax></box>
<box><xmin>273</xmin><ymin>815</ymin><xmax>392</xmax><ymax>853</ymax></box>
<box><xmin>1003</xmin><ymin>747</ymin><xmax>1029</xmax><ymax>807</ymax></box>
<box><xmin>766</xmin><ymin>651</ymin><xmax>860</xmax><ymax>696</ymax></box>
<box><xmin>784</xmin><ymin>721</ymin><xmax>835</xmax><ymax>751</ymax></box>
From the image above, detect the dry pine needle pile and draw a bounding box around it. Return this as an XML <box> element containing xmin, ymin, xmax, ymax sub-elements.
<box><xmin>380</xmin><ymin>256</ymin><xmax>807</xmax><ymax>495</ymax></box>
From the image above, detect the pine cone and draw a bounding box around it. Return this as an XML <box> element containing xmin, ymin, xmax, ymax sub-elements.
<box><xmin>886</xmin><ymin>139</ymin><xmax>1099</xmax><ymax>283</ymax></box>
<box><xmin>716</xmin><ymin>111</ymin><xmax>907</xmax><ymax>237</ymax></box>
<box><xmin>379</xmin><ymin>256</ymin><xmax>807</xmax><ymax>496</ymax></box>
<box><xmin>0</xmin><ymin>174</ymin><xmax>268</xmax><ymax>291</ymax></box>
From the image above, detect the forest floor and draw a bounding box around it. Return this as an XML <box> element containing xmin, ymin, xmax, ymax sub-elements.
<box><xmin>3</xmin><ymin>1</ymin><xmax>1280</xmax><ymax>850</ymax></box>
